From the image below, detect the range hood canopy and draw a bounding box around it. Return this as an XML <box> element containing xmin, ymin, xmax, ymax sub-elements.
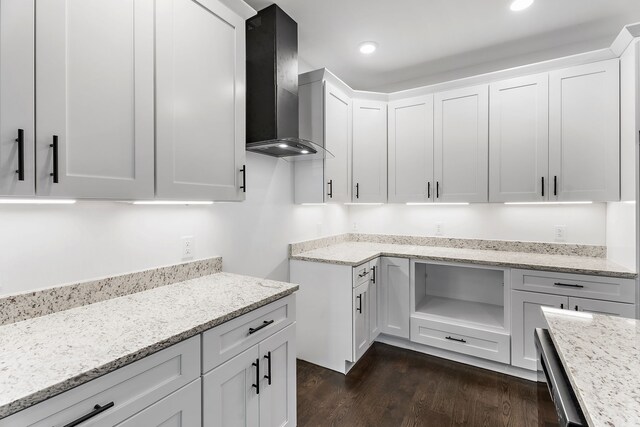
<box><xmin>245</xmin><ymin>4</ymin><xmax>331</xmax><ymax>160</ymax></box>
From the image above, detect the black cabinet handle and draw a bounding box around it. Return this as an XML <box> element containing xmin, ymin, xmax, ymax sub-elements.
<box><xmin>50</xmin><ymin>135</ymin><xmax>59</xmax><ymax>183</ymax></box>
<box><xmin>574</xmin><ymin>305</ymin><xmax>579</xmax><ymax>311</ymax></box>
<box><xmin>560</xmin><ymin>303</ymin><xmax>564</xmax><ymax>309</ymax></box>
<box><xmin>371</xmin><ymin>266</ymin><xmax>376</xmax><ymax>284</ymax></box>
<box><xmin>63</xmin><ymin>402</ymin><xmax>114</xmax><ymax>427</ymax></box>
<box><xmin>553</xmin><ymin>282</ymin><xmax>584</xmax><ymax>289</ymax></box>
<box><xmin>358</xmin><ymin>269</ymin><xmax>369</xmax><ymax>278</ymax></box>
<box><xmin>252</xmin><ymin>358</ymin><xmax>260</xmax><ymax>394</ymax></box>
<box><xmin>327</xmin><ymin>179</ymin><xmax>333</xmax><ymax>198</ymax></box>
<box><xmin>15</xmin><ymin>129</ymin><xmax>24</xmax><ymax>181</ymax></box>
<box><xmin>553</xmin><ymin>175</ymin><xmax>557</xmax><ymax>196</ymax></box>
<box><xmin>355</xmin><ymin>183</ymin><xmax>359</xmax><ymax>199</ymax></box>
<box><xmin>436</xmin><ymin>181</ymin><xmax>440</xmax><ymax>199</ymax></box>
<box><xmin>249</xmin><ymin>319</ymin><xmax>274</xmax><ymax>335</ymax></box>
<box><xmin>264</xmin><ymin>351</ymin><xmax>272</xmax><ymax>385</ymax></box>
<box><xmin>427</xmin><ymin>182</ymin><xmax>431</xmax><ymax>199</ymax></box>
<box><xmin>541</xmin><ymin>176</ymin><xmax>544</xmax><ymax>197</ymax></box>
<box><xmin>356</xmin><ymin>294</ymin><xmax>362</xmax><ymax>313</ymax></box>
<box><xmin>445</xmin><ymin>336</ymin><xmax>466</xmax><ymax>344</ymax></box>
<box><xmin>240</xmin><ymin>165</ymin><xmax>246</xmax><ymax>192</ymax></box>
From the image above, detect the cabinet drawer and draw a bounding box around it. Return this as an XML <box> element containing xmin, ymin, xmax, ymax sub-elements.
<box><xmin>202</xmin><ymin>294</ymin><xmax>295</xmax><ymax>373</ymax></box>
<box><xmin>410</xmin><ymin>317</ymin><xmax>510</xmax><ymax>363</ymax></box>
<box><xmin>353</xmin><ymin>262</ymin><xmax>371</xmax><ymax>287</ymax></box>
<box><xmin>1</xmin><ymin>336</ymin><xmax>200</xmax><ymax>427</ymax></box>
<box><xmin>512</xmin><ymin>269</ymin><xmax>636</xmax><ymax>303</ymax></box>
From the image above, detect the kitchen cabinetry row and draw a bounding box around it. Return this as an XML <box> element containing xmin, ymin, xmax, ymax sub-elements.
<box><xmin>0</xmin><ymin>0</ymin><xmax>251</xmax><ymax>201</ymax></box>
<box><xmin>291</xmin><ymin>256</ymin><xmax>636</xmax><ymax>377</ymax></box>
<box><xmin>296</xmin><ymin>59</ymin><xmax>620</xmax><ymax>203</ymax></box>
<box><xmin>0</xmin><ymin>295</ymin><xmax>297</xmax><ymax>427</ymax></box>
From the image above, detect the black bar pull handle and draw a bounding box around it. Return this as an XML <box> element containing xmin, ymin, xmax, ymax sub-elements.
<box><xmin>427</xmin><ymin>182</ymin><xmax>431</xmax><ymax>199</ymax></box>
<box><xmin>355</xmin><ymin>183</ymin><xmax>359</xmax><ymax>199</ymax></box>
<box><xmin>553</xmin><ymin>282</ymin><xmax>584</xmax><ymax>289</ymax></box>
<box><xmin>436</xmin><ymin>181</ymin><xmax>440</xmax><ymax>199</ymax></box>
<box><xmin>264</xmin><ymin>351</ymin><xmax>272</xmax><ymax>385</ymax></box>
<box><xmin>541</xmin><ymin>176</ymin><xmax>544</xmax><ymax>197</ymax></box>
<box><xmin>252</xmin><ymin>358</ymin><xmax>260</xmax><ymax>394</ymax></box>
<box><xmin>553</xmin><ymin>175</ymin><xmax>557</xmax><ymax>196</ymax></box>
<box><xmin>560</xmin><ymin>303</ymin><xmax>564</xmax><ymax>309</ymax></box>
<box><xmin>15</xmin><ymin>129</ymin><xmax>24</xmax><ymax>181</ymax></box>
<box><xmin>240</xmin><ymin>165</ymin><xmax>246</xmax><ymax>192</ymax></box>
<box><xmin>445</xmin><ymin>336</ymin><xmax>466</xmax><ymax>344</ymax></box>
<box><xmin>50</xmin><ymin>135</ymin><xmax>59</xmax><ymax>183</ymax></box>
<box><xmin>327</xmin><ymin>179</ymin><xmax>333</xmax><ymax>198</ymax></box>
<box><xmin>371</xmin><ymin>266</ymin><xmax>376</xmax><ymax>284</ymax></box>
<box><xmin>574</xmin><ymin>305</ymin><xmax>579</xmax><ymax>311</ymax></box>
<box><xmin>248</xmin><ymin>319</ymin><xmax>274</xmax><ymax>335</ymax></box>
<box><xmin>63</xmin><ymin>402</ymin><xmax>115</xmax><ymax>427</ymax></box>
<box><xmin>356</xmin><ymin>294</ymin><xmax>362</xmax><ymax>313</ymax></box>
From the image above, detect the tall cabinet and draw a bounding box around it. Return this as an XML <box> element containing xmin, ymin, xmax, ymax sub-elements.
<box><xmin>35</xmin><ymin>0</ymin><xmax>155</xmax><ymax>199</ymax></box>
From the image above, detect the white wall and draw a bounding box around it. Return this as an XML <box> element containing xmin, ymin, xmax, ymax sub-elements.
<box><xmin>0</xmin><ymin>153</ymin><xmax>349</xmax><ymax>296</ymax></box>
<box><xmin>349</xmin><ymin>204</ymin><xmax>607</xmax><ymax>245</ymax></box>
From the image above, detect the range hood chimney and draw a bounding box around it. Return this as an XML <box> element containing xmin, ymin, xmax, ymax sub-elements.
<box><xmin>245</xmin><ymin>5</ymin><xmax>328</xmax><ymax>160</ymax></box>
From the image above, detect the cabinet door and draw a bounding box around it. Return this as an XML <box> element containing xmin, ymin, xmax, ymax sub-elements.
<box><xmin>353</xmin><ymin>281</ymin><xmax>369</xmax><ymax>362</ymax></box>
<box><xmin>35</xmin><ymin>0</ymin><xmax>154</xmax><ymax>199</ymax></box>
<box><xmin>379</xmin><ymin>257</ymin><xmax>410</xmax><ymax>339</ymax></box>
<box><xmin>202</xmin><ymin>345</ymin><xmax>259</xmax><ymax>427</ymax></box>
<box><xmin>549</xmin><ymin>59</ymin><xmax>620</xmax><ymax>202</ymax></box>
<box><xmin>259</xmin><ymin>324</ymin><xmax>296</xmax><ymax>427</ymax></box>
<box><xmin>156</xmin><ymin>0</ymin><xmax>246</xmax><ymax>201</ymax></box>
<box><xmin>489</xmin><ymin>74</ymin><xmax>549</xmax><ymax>202</ymax></box>
<box><xmin>511</xmin><ymin>290</ymin><xmax>566</xmax><ymax>370</ymax></box>
<box><xmin>352</xmin><ymin>100</ymin><xmax>387</xmax><ymax>203</ymax></box>
<box><xmin>324</xmin><ymin>82</ymin><xmax>352</xmax><ymax>203</ymax></box>
<box><xmin>434</xmin><ymin>85</ymin><xmax>489</xmax><ymax>202</ymax></box>
<box><xmin>0</xmin><ymin>0</ymin><xmax>34</xmax><ymax>196</ymax></box>
<box><xmin>369</xmin><ymin>258</ymin><xmax>381</xmax><ymax>342</ymax></box>
<box><xmin>116</xmin><ymin>379</ymin><xmax>201</xmax><ymax>427</ymax></box>
<box><xmin>388</xmin><ymin>95</ymin><xmax>434</xmax><ymax>203</ymax></box>
<box><xmin>569</xmin><ymin>297</ymin><xmax>636</xmax><ymax>318</ymax></box>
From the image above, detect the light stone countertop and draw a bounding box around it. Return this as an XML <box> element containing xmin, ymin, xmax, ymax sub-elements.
<box><xmin>542</xmin><ymin>307</ymin><xmax>640</xmax><ymax>427</ymax></box>
<box><xmin>290</xmin><ymin>241</ymin><xmax>636</xmax><ymax>278</ymax></box>
<box><xmin>0</xmin><ymin>272</ymin><xmax>298</xmax><ymax>419</ymax></box>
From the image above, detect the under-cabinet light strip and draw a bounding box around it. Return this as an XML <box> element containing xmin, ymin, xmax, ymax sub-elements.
<box><xmin>406</xmin><ymin>203</ymin><xmax>469</xmax><ymax>206</ymax></box>
<box><xmin>504</xmin><ymin>201</ymin><xmax>593</xmax><ymax>205</ymax></box>
<box><xmin>0</xmin><ymin>199</ymin><xmax>77</xmax><ymax>204</ymax></box>
<box><xmin>131</xmin><ymin>201</ymin><xmax>214</xmax><ymax>205</ymax></box>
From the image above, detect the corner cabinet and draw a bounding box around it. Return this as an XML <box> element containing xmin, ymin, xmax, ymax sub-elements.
<box><xmin>155</xmin><ymin>0</ymin><xmax>249</xmax><ymax>201</ymax></box>
<box><xmin>352</xmin><ymin>100</ymin><xmax>387</xmax><ymax>203</ymax></box>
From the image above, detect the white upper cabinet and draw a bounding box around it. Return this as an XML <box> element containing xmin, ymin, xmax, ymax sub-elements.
<box><xmin>324</xmin><ymin>82</ymin><xmax>352</xmax><ymax>203</ymax></box>
<box><xmin>549</xmin><ymin>59</ymin><xmax>620</xmax><ymax>202</ymax></box>
<box><xmin>35</xmin><ymin>0</ymin><xmax>155</xmax><ymax>199</ymax></box>
<box><xmin>434</xmin><ymin>85</ymin><xmax>489</xmax><ymax>203</ymax></box>
<box><xmin>489</xmin><ymin>74</ymin><xmax>549</xmax><ymax>202</ymax></box>
<box><xmin>352</xmin><ymin>100</ymin><xmax>387</xmax><ymax>203</ymax></box>
<box><xmin>0</xmin><ymin>0</ymin><xmax>35</xmax><ymax>196</ymax></box>
<box><xmin>388</xmin><ymin>95</ymin><xmax>434</xmax><ymax>203</ymax></box>
<box><xmin>155</xmin><ymin>0</ymin><xmax>247</xmax><ymax>201</ymax></box>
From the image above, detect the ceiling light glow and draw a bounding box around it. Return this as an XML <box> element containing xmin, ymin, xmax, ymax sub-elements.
<box><xmin>300</xmin><ymin>150</ymin><xmax>309</xmax><ymax>154</ymax></box>
<box><xmin>278</xmin><ymin>143</ymin><xmax>288</xmax><ymax>148</ymax></box>
<box><xmin>510</xmin><ymin>0</ymin><xmax>534</xmax><ymax>11</ymax></box>
<box><xmin>359</xmin><ymin>42</ymin><xmax>377</xmax><ymax>55</ymax></box>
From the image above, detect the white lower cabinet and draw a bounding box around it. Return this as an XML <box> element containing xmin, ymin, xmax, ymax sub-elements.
<box><xmin>368</xmin><ymin>258</ymin><xmax>381</xmax><ymax>342</ymax></box>
<box><xmin>379</xmin><ymin>257</ymin><xmax>411</xmax><ymax>338</ymax></box>
<box><xmin>353</xmin><ymin>281</ymin><xmax>370</xmax><ymax>362</ymax></box>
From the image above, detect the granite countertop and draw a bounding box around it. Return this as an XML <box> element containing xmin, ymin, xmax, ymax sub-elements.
<box><xmin>542</xmin><ymin>307</ymin><xmax>640</xmax><ymax>426</ymax></box>
<box><xmin>290</xmin><ymin>241</ymin><xmax>636</xmax><ymax>278</ymax></box>
<box><xmin>0</xmin><ymin>272</ymin><xmax>298</xmax><ymax>419</ymax></box>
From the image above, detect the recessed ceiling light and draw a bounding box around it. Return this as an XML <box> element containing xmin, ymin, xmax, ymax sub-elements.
<box><xmin>510</xmin><ymin>0</ymin><xmax>534</xmax><ymax>11</ymax></box>
<box><xmin>278</xmin><ymin>143</ymin><xmax>288</xmax><ymax>148</ymax></box>
<box><xmin>359</xmin><ymin>42</ymin><xmax>377</xmax><ymax>55</ymax></box>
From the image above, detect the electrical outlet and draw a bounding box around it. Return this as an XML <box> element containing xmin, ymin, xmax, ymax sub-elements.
<box><xmin>435</xmin><ymin>222</ymin><xmax>443</xmax><ymax>236</ymax></box>
<box><xmin>352</xmin><ymin>222</ymin><xmax>358</xmax><ymax>231</ymax></box>
<box><xmin>554</xmin><ymin>225</ymin><xmax>566</xmax><ymax>242</ymax></box>
<box><xmin>181</xmin><ymin>236</ymin><xmax>194</xmax><ymax>260</ymax></box>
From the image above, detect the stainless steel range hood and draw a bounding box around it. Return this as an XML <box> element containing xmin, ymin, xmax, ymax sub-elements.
<box><xmin>245</xmin><ymin>4</ymin><xmax>332</xmax><ymax>161</ymax></box>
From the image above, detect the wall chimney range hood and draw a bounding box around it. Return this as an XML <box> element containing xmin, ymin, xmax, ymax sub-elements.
<box><xmin>245</xmin><ymin>4</ymin><xmax>332</xmax><ymax>161</ymax></box>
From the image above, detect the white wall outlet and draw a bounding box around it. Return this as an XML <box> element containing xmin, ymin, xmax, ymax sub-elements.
<box><xmin>352</xmin><ymin>222</ymin><xmax>358</xmax><ymax>231</ymax></box>
<box><xmin>435</xmin><ymin>222</ymin><xmax>443</xmax><ymax>236</ymax></box>
<box><xmin>181</xmin><ymin>236</ymin><xmax>194</xmax><ymax>260</ymax></box>
<box><xmin>554</xmin><ymin>225</ymin><xmax>566</xmax><ymax>242</ymax></box>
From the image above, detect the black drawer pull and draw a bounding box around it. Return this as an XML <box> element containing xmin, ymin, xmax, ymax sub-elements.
<box><xmin>249</xmin><ymin>319</ymin><xmax>274</xmax><ymax>335</ymax></box>
<box><xmin>356</xmin><ymin>294</ymin><xmax>362</xmax><ymax>313</ymax></box>
<box><xmin>355</xmin><ymin>183</ymin><xmax>359</xmax><ymax>199</ymax></box>
<box><xmin>252</xmin><ymin>358</ymin><xmax>260</xmax><ymax>394</ymax></box>
<box><xmin>264</xmin><ymin>351</ymin><xmax>272</xmax><ymax>385</ymax></box>
<box><xmin>553</xmin><ymin>175</ymin><xmax>557</xmax><ymax>196</ymax></box>
<box><xmin>436</xmin><ymin>181</ymin><xmax>440</xmax><ymax>198</ymax></box>
<box><xmin>445</xmin><ymin>336</ymin><xmax>466</xmax><ymax>343</ymax></box>
<box><xmin>50</xmin><ymin>135</ymin><xmax>59</xmax><ymax>183</ymax></box>
<box><xmin>541</xmin><ymin>176</ymin><xmax>544</xmax><ymax>197</ymax></box>
<box><xmin>427</xmin><ymin>181</ymin><xmax>431</xmax><ymax>198</ymax></box>
<box><xmin>327</xmin><ymin>179</ymin><xmax>333</xmax><ymax>198</ymax></box>
<box><xmin>358</xmin><ymin>270</ymin><xmax>369</xmax><ymax>278</ymax></box>
<box><xmin>371</xmin><ymin>266</ymin><xmax>376</xmax><ymax>284</ymax></box>
<box><xmin>240</xmin><ymin>165</ymin><xmax>246</xmax><ymax>192</ymax></box>
<box><xmin>553</xmin><ymin>282</ymin><xmax>584</xmax><ymax>289</ymax></box>
<box><xmin>15</xmin><ymin>129</ymin><xmax>24</xmax><ymax>181</ymax></box>
<box><xmin>63</xmin><ymin>402</ymin><xmax>114</xmax><ymax>427</ymax></box>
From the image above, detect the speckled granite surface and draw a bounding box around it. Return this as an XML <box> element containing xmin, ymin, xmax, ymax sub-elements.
<box><xmin>543</xmin><ymin>307</ymin><xmax>640</xmax><ymax>427</ymax></box>
<box><xmin>290</xmin><ymin>241</ymin><xmax>635</xmax><ymax>278</ymax></box>
<box><xmin>0</xmin><ymin>272</ymin><xmax>298</xmax><ymax>419</ymax></box>
<box><xmin>0</xmin><ymin>257</ymin><xmax>222</xmax><ymax>326</ymax></box>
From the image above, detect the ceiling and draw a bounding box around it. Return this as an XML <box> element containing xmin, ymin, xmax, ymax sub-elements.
<box><xmin>244</xmin><ymin>0</ymin><xmax>640</xmax><ymax>92</ymax></box>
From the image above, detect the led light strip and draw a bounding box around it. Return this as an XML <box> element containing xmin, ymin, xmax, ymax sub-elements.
<box><xmin>0</xmin><ymin>199</ymin><xmax>77</xmax><ymax>204</ymax></box>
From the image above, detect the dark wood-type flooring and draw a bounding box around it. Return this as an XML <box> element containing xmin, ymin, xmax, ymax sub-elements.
<box><xmin>297</xmin><ymin>343</ymin><xmax>559</xmax><ymax>427</ymax></box>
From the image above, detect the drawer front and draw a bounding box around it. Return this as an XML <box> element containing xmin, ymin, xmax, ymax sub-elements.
<box><xmin>202</xmin><ymin>294</ymin><xmax>295</xmax><ymax>373</ymax></box>
<box><xmin>569</xmin><ymin>297</ymin><xmax>637</xmax><ymax>318</ymax></box>
<box><xmin>512</xmin><ymin>269</ymin><xmax>636</xmax><ymax>303</ymax></box>
<box><xmin>1</xmin><ymin>336</ymin><xmax>200</xmax><ymax>427</ymax></box>
<box><xmin>410</xmin><ymin>317</ymin><xmax>510</xmax><ymax>363</ymax></box>
<box><xmin>353</xmin><ymin>262</ymin><xmax>371</xmax><ymax>287</ymax></box>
